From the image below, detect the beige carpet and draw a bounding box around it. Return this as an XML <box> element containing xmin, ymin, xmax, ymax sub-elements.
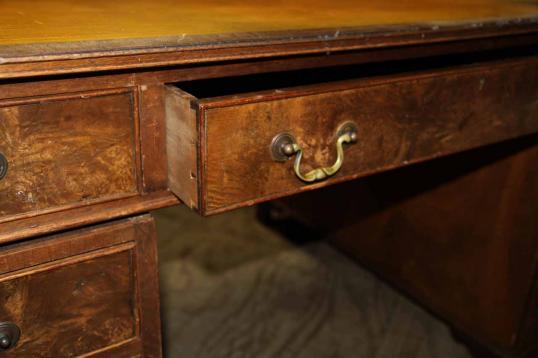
<box><xmin>155</xmin><ymin>205</ymin><xmax>473</xmax><ymax>358</ymax></box>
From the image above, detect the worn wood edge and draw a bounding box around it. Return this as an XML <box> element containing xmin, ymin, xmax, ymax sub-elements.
<box><xmin>132</xmin><ymin>216</ymin><xmax>162</xmax><ymax>358</ymax></box>
<box><xmin>198</xmin><ymin>56</ymin><xmax>538</xmax><ymax>108</ymax></box>
<box><xmin>0</xmin><ymin>220</ymin><xmax>132</xmax><ymax>274</ymax></box>
<box><xmin>3</xmin><ymin>32</ymin><xmax>534</xmax><ymax>99</ymax></box>
<box><xmin>0</xmin><ymin>191</ymin><xmax>179</xmax><ymax>244</ymax></box>
<box><xmin>0</xmin><ymin>192</ymin><xmax>139</xmax><ymax>226</ymax></box>
<box><xmin>0</xmin><ymin>86</ymin><xmax>141</xmax><ymax>224</ymax></box>
<box><xmin>0</xmin><ymin>242</ymin><xmax>135</xmax><ymax>282</ymax></box>
<box><xmin>0</xmin><ymin>20</ymin><xmax>537</xmax><ymax>79</ymax></box>
<box><xmin>201</xmin><ymin>133</ymin><xmax>538</xmax><ymax>216</ymax></box>
<box><xmin>0</xmin><ymin>217</ymin><xmax>142</xmax><ymax>273</ymax></box>
<box><xmin>165</xmin><ymin>86</ymin><xmax>200</xmax><ymax>210</ymax></box>
<box><xmin>0</xmin><ymin>73</ymin><xmax>137</xmax><ymax>100</ymax></box>
<box><xmin>138</xmin><ymin>31</ymin><xmax>538</xmax><ymax>85</ymax></box>
<box><xmin>138</xmin><ymin>84</ymin><xmax>169</xmax><ymax>193</ymax></box>
<box><xmin>199</xmin><ymin>107</ymin><xmax>209</xmax><ymax>215</ymax></box>
<box><xmin>80</xmin><ymin>337</ymin><xmax>142</xmax><ymax>358</ymax></box>
<box><xmin>1</xmin><ymin>18</ymin><xmax>536</xmax><ymax>62</ymax></box>
<box><xmin>0</xmin><ymin>86</ymin><xmax>133</xmax><ymax>107</ymax></box>
<box><xmin>132</xmin><ymin>86</ymin><xmax>144</xmax><ymax>194</ymax></box>
<box><xmin>0</xmin><ymin>32</ymin><xmax>535</xmax><ymax>97</ymax></box>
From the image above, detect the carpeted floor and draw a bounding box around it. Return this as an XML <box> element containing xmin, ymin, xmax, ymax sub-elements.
<box><xmin>155</xmin><ymin>205</ymin><xmax>473</xmax><ymax>358</ymax></box>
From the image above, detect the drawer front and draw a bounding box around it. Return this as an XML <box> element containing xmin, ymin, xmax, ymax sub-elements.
<box><xmin>0</xmin><ymin>89</ymin><xmax>138</xmax><ymax>222</ymax></box>
<box><xmin>166</xmin><ymin>59</ymin><xmax>538</xmax><ymax>215</ymax></box>
<box><xmin>0</xmin><ymin>215</ymin><xmax>161</xmax><ymax>357</ymax></box>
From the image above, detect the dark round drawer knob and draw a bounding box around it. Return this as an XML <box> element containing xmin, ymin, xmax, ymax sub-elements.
<box><xmin>0</xmin><ymin>152</ymin><xmax>7</xmax><ymax>180</ymax></box>
<box><xmin>0</xmin><ymin>335</ymin><xmax>11</xmax><ymax>349</ymax></box>
<box><xmin>0</xmin><ymin>322</ymin><xmax>20</xmax><ymax>351</ymax></box>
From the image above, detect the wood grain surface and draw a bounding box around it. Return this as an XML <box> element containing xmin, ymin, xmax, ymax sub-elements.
<box><xmin>0</xmin><ymin>0</ymin><xmax>536</xmax><ymax>46</ymax></box>
<box><xmin>139</xmin><ymin>85</ymin><xmax>169</xmax><ymax>193</ymax></box>
<box><xmin>166</xmin><ymin>58</ymin><xmax>538</xmax><ymax>214</ymax></box>
<box><xmin>2</xmin><ymin>28</ymin><xmax>537</xmax><ymax>81</ymax></box>
<box><xmin>0</xmin><ymin>90</ymin><xmax>138</xmax><ymax>222</ymax></box>
<box><xmin>166</xmin><ymin>87</ymin><xmax>199</xmax><ymax>210</ymax></box>
<box><xmin>0</xmin><ymin>190</ymin><xmax>178</xmax><ymax>245</ymax></box>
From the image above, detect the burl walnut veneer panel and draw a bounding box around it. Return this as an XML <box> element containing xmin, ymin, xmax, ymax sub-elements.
<box><xmin>0</xmin><ymin>215</ymin><xmax>162</xmax><ymax>357</ymax></box>
<box><xmin>0</xmin><ymin>89</ymin><xmax>138</xmax><ymax>223</ymax></box>
<box><xmin>0</xmin><ymin>252</ymin><xmax>134</xmax><ymax>357</ymax></box>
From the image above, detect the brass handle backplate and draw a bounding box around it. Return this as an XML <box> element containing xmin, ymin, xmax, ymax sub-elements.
<box><xmin>271</xmin><ymin>122</ymin><xmax>357</xmax><ymax>183</ymax></box>
<box><xmin>0</xmin><ymin>322</ymin><xmax>20</xmax><ymax>351</ymax></box>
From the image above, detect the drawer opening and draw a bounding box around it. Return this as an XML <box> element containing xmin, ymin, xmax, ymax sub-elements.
<box><xmin>171</xmin><ymin>47</ymin><xmax>536</xmax><ymax>99</ymax></box>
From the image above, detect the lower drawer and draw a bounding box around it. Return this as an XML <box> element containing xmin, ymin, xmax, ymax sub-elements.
<box><xmin>0</xmin><ymin>215</ymin><xmax>161</xmax><ymax>357</ymax></box>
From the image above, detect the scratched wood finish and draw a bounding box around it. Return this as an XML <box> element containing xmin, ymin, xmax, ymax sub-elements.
<box><xmin>0</xmin><ymin>91</ymin><xmax>138</xmax><ymax>222</ymax></box>
<box><xmin>271</xmin><ymin>135</ymin><xmax>538</xmax><ymax>356</ymax></box>
<box><xmin>0</xmin><ymin>191</ymin><xmax>178</xmax><ymax>245</ymax></box>
<box><xmin>0</xmin><ymin>0</ymin><xmax>537</xmax><ymax>77</ymax></box>
<box><xmin>2</xmin><ymin>28</ymin><xmax>537</xmax><ymax>81</ymax></box>
<box><xmin>0</xmin><ymin>215</ymin><xmax>162</xmax><ymax>357</ymax></box>
<box><xmin>166</xmin><ymin>58</ymin><xmax>538</xmax><ymax>214</ymax></box>
<box><xmin>139</xmin><ymin>85</ymin><xmax>169</xmax><ymax>193</ymax></box>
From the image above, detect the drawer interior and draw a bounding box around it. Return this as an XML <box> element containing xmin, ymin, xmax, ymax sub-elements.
<box><xmin>173</xmin><ymin>46</ymin><xmax>537</xmax><ymax>100</ymax></box>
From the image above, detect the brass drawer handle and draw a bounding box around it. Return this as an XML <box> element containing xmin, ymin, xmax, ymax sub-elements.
<box><xmin>0</xmin><ymin>322</ymin><xmax>21</xmax><ymax>351</ymax></box>
<box><xmin>271</xmin><ymin>122</ymin><xmax>357</xmax><ymax>183</ymax></box>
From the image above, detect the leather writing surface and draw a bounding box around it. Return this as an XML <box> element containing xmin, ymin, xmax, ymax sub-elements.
<box><xmin>0</xmin><ymin>0</ymin><xmax>536</xmax><ymax>46</ymax></box>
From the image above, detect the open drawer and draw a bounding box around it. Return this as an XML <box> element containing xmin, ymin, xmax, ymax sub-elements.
<box><xmin>165</xmin><ymin>58</ymin><xmax>538</xmax><ymax>215</ymax></box>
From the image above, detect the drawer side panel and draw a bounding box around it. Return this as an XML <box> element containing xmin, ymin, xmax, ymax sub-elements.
<box><xmin>165</xmin><ymin>86</ymin><xmax>200</xmax><ymax>209</ymax></box>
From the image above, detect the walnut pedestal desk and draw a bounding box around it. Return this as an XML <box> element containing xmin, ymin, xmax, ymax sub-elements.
<box><xmin>0</xmin><ymin>1</ymin><xmax>537</xmax><ymax>357</ymax></box>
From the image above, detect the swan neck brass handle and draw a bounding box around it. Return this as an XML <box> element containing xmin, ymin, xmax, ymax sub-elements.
<box><xmin>271</xmin><ymin>122</ymin><xmax>357</xmax><ymax>183</ymax></box>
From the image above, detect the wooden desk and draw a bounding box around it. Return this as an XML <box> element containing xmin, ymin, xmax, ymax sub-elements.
<box><xmin>0</xmin><ymin>0</ymin><xmax>536</xmax><ymax>356</ymax></box>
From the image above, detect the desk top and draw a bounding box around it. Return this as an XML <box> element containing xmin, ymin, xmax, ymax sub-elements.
<box><xmin>0</xmin><ymin>0</ymin><xmax>537</xmax><ymax>76</ymax></box>
<box><xmin>1</xmin><ymin>0</ymin><xmax>537</xmax><ymax>46</ymax></box>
